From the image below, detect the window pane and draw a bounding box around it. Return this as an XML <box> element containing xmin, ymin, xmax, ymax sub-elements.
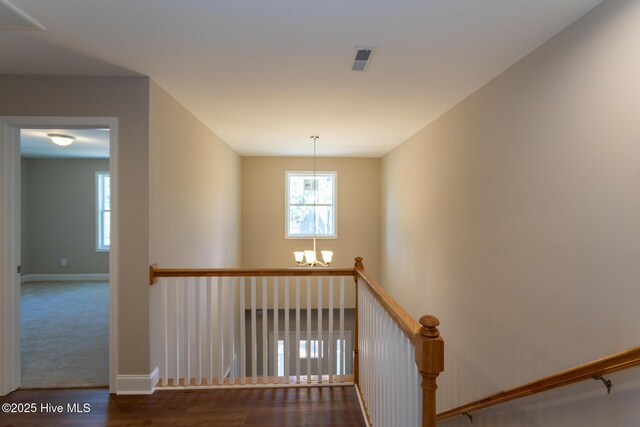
<box><xmin>299</xmin><ymin>340</ymin><xmax>322</xmax><ymax>359</ymax></box>
<box><xmin>299</xmin><ymin>340</ymin><xmax>307</xmax><ymax>359</ymax></box>
<box><xmin>289</xmin><ymin>205</ymin><xmax>314</xmax><ymax>235</ymax></box>
<box><xmin>289</xmin><ymin>175</ymin><xmax>303</xmax><ymax>204</ymax></box>
<box><xmin>317</xmin><ymin>175</ymin><xmax>333</xmax><ymax>204</ymax></box>
<box><xmin>288</xmin><ymin>206</ymin><xmax>334</xmax><ymax>236</ymax></box>
<box><xmin>336</xmin><ymin>339</ymin><xmax>344</xmax><ymax>374</ymax></box>
<box><xmin>103</xmin><ymin>175</ymin><xmax>111</xmax><ymax>210</ymax></box>
<box><xmin>289</xmin><ymin>175</ymin><xmax>333</xmax><ymax>205</ymax></box>
<box><xmin>277</xmin><ymin>340</ymin><xmax>285</xmax><ymax>376</ymax></box>
<box><xmin>310</xmin><ymin>340</ymin><xmax>323</xmax><ymax>358</ymax></box>
<box><xmin>97</xmin><ymin>172</ymin><xmax>111</xmax><ymax>250</ymax></box>
<box><xmin>313</xmin><ymin>206</ymin><xmax>333</xmax><ymax>236</ymax></box>
<box><xmin>102</xmin><ymin>211</ymin><xmax>111</xmax><ymax>247</ymax></box>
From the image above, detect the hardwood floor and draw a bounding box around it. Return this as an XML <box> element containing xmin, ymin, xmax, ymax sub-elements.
<box><xmin>0</xmin><ymin>386</ymin><xmax>366</xmax><ymax>426</ymax></box>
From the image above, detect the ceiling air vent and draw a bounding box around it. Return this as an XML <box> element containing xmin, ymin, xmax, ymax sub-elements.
<box><xmin>0</xmin><ymin>0</ymin><xmax>45</xmax><ymax>31</ymax></box>
<box><xmin>352</xmin><ymin>47</ymin><xmax>375</xmax><ymax>71</ymax></box>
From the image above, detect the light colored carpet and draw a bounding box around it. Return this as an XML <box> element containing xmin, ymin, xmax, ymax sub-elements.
<box><xmin>20</xmin><ymin>281</ymin><xmax>109</xmax><ymax>388</ymax></box>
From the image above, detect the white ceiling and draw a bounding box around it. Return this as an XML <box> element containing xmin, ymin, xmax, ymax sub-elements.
<box><xmin>21</xmin><ymin>128</ymin><xmax>109</xmax><ymax>158</ymax></box>
<box><xmin>2</xmin><ymin>0</ymin><xmax>604</xmax><ymax>157</ymax></box>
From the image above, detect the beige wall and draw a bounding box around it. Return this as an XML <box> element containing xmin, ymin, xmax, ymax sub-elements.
<box><xmin>0</xmin><ymin>75</ymin><xmax>151</xmax><ymax>375</ymax></box>
<box><xmin>381</xmin><ymin>0</ymin><xmax>640</xmax><ymax>425</ymax></box>
<box><xmin>148</xmin><ymin>81</ymin><xmax>241</xmax><ymax>268</ymax></box>
<box><xmin>20</xmin><ymin>158</ymin><xmax>109</xmax><ymax>275</ymax></box>
<box><xmin>148</xmin><ymin>81</ymin><xmax>242</xmax><ymax>373</ymax></box>
<box><xmin>242</xmin><ymin>156</ymin><xmax>380</xmax><ymax>307</ymax></box>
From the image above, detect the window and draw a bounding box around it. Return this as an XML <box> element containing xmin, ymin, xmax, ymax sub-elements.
<box><xmin>96</xmin><ymin>172</ymin><xmax>110</xmax><ymax>251</ymax></box>
<box><xmin>286</xmin><ymin>171</ymin><xmax>336</xmax><ymax>238</ymax></box>
<box><xmin>276</xmin><ymin>338</ymin><xmax>346</xmax><ymax>377</ymax></box>
<box><xmin>299</xmin><ymin>340</ymin><xmax>323</xmax><ymax>359</ymax></box>
<box><xmin>270</xmin><ymin>331</ymin><xmax>352</xmax><ymax>376</ymax></box>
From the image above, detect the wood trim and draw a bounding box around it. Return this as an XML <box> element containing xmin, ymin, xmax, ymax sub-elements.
<box><xmin>149</xmin><ymin>266</ymin><xmax>355</xmax><ymax>285</ymax></box>
<box><xmin>437</xmin><ymin>346</ymin><xmax>640</xmax><ymax>421</ymax></box>
<box><xmin>415</xmin><ymin>316</ymin><xmax>444</xmax><ymax>427</ymax></box>
<box><xmin>355</xmin><ymin>269</ymin><xmax>421</xmax><ymax>345</ymax></box>
<box><xmin>149</xmin><ymin>264</ymin><xmax>158</xmax><ymax>285</ymax></box>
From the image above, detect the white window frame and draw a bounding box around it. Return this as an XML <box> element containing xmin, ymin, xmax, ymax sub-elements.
<box><xmin>96</xmin><ymin>171</ymin><xmax>110</xmax><ymax>252</ymax></box>
<box><xmin>285</xmin><ymin>170</ymin><xmax>337</xmax><ymax>239</ymax></box>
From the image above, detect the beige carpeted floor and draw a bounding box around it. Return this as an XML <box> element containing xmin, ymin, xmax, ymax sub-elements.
<box><xmin>20</xmin><ymin>281</ymin><xmax>109</xmax><ymax>388</ymax></box>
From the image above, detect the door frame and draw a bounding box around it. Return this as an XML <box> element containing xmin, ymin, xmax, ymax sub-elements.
<box><xmin>0</xmin><ymin>116</ymin><xmax>119</xmax><ymax>395</ymax></box>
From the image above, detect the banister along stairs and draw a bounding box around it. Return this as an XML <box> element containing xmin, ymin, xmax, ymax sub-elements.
<box><xmin>149</xmin><ymin>257</ymin><xmax>444</xmax><ymax>427</ymax></box>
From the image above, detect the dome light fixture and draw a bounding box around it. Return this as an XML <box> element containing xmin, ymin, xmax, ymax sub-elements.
<box><xmin>48</xmin><ymin>133</ymin><xmax>75</xmax><ymax>147</ymax></box>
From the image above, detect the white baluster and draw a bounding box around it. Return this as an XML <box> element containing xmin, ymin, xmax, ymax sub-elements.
<box><xmin>251</xmin><ymin>277</ymin><xmax>257</xmax><ymax>385</ymax></box>
<box><xmin>306</xmin><ymin>277</ymin><xmax>311</xmax><ymax>383</ymax></box>
<box><xmin>339</xmin><ymin>276</ymin><xmax>345</xmax><ymax>382</ymax></box>
<box><xmin>174</xmin><ymin>278</ymin><xmax>180</xmax><ymax>386</ymax></box>
<box><xmin>240</xmin><ymin>277</ymin><xmax>246</xmax><ymax>385</ymax></box>
<box><xmin>217</xmin><ymin>277</ymin><xmax>224</xmax><ymax>385</ymax></box>
<box><xmin>328</xmin><ymin>277</ymin><xmax>333</xmax><ymax>383</ymax></box>
<box><xmin>229</xmin><ymin>277</ymin><xmax>236</xmax><ymax>386</ymax></box>
<box><xmin>284</xmin><ymin>277</ymin><xmax>291</xmax><ymax>384</ymax></box>
<box><xmin>317</xmin><ymin>276</ymin><xmax>323</xmax><ymax>383</ymax></box>
<box><xmin>184</xmin><ymin>279</ymin><xmax>191</xmax><ymax>386</ymax></box>
<box><xmin>295</xmin><ymin>277</ymin><xmax>301</xmax><ymax>384</ymax></box>
<box><xmin>195</xmin><ymin>277</ymin><xmax>202</xmax><ymax>385</ymax></box>
<box><xmin>262</xmin><ymin>277</ymin><xmax>268</xmax><ymax>384</ymax></box>
<box><xmin>273</xmin><ymin>277</ymin><xmax>279</xmax><ymax>382</ymax></box>
<box><xmin>206</xmin><ymin>277</ymin><xmax>213</xmax><ymax>385</ymax></box>
<box><xmin>161</xmin><ymin>278</ymin><xmax>168</xmax><ymax>386</ymax></box>
<box><xmin>284</xmin><ymin>277</ymin><xmax>290</xmax><ymax>383</ymax></box>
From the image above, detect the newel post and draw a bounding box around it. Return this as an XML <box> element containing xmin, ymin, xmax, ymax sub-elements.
<box><xmin>415</xmin><ymin>315</ymin><xmax>444</xmax><ymax>427</ymax></box>
<box><xmin>353</xmin><ymin>256</ymin><xmax>364</xmax><ymax>385</ymax></box>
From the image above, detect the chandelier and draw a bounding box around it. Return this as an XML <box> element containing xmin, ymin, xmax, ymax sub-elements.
<box><xmin>293</xmin><ymin>136</ymin><xmax>334</xmax><ymax>267</ymax></box>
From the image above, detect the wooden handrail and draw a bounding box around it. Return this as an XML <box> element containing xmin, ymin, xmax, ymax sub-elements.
<box><xmin>151</xmin><ymin>258</ymin><xmax>445</xmax><ymax>427</ymax></box>
<box><xmin>355</xmin><ymin>267</ymin><xmax>421</xmax><ymax>344</ymax></box>
<box><xmin>150</xmin><ymin>264</ymin><xmax>356</xmax><ymax>285</ymax></box>
<box><xmin>354</xmin><ymin>259</ymin><xmax>444</xmax><ymax>427</ymax></box>
<box><xmin>437</xmin><ymin>346</ymin><xmax>640</xmax><ymax>421</ymax></box>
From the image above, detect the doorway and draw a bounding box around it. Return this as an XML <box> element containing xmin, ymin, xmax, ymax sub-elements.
<box><xmin>20</xmin><ymin>128</ymin><xmax>110</xmax><ymax>388</ymax></box>
<box><xmin>0</xmin><ymin>116</ymin><xmax>119</xmax><ymax>395</ymax></box>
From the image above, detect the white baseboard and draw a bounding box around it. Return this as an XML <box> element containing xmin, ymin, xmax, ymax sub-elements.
<box><xmin>116</xmin><ymin>367</ymin><xmax>159</xmax><ymax>395</ymax></box>
<box><xmin>20</xmin><ymin>273</ymin><xmax>109</xmax><ymax>283</ymax></box>
<box><xmin>355</xmin><ymin>384</ymin><xmax>371</xmax><ymax>426</ymax></box>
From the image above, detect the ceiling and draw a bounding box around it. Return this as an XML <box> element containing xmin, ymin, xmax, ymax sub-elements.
<box><xmin>1</xmin><ymin>0</ymin><xmax>604</xmax><ymax>157</ymax></box>
<box><xmin>21</xmin><ymin>128</ymin><xmax>109</xmax><ymax>158</ymax></box>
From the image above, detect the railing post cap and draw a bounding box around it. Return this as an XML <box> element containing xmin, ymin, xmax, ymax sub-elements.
<box><xmin>354</xmin><ymin>257</ymin><xmax>364</xmax><ymax>270</ymax></box>
<box><xmin>419</xmin><ymin>315</ymin><xmax>441</xmax><ymax>338</ymax></box>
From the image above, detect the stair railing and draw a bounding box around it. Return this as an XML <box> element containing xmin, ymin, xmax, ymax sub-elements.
<box><xmin>150</xmin><ymin>257</ymin><xmax>444</xmax><ymax>427</ymax></box>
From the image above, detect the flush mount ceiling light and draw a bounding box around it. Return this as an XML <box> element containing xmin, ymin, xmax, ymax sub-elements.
<box><xmin>48</xmin><ymin>133</ymin><xmax>75</xmax><ymax>147</ymax></box>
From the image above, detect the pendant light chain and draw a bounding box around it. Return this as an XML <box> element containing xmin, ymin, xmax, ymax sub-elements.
<box><xmin>313</xmin><ymin>136</ymin><xmax>318</xmax><ymax>238</ymax></box>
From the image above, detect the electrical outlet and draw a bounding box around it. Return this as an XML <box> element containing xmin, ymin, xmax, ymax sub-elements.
<box><xmin>61</xmin><ymin>258</ymin><xmax>67</xmax><ymax>266</ymax></box>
